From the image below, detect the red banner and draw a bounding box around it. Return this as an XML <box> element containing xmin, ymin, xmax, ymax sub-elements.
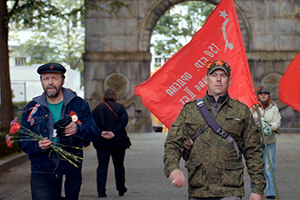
<box><xmin>279</xmin><ymin>52</ymin><xmax>300</xmax><ymax>112</ymax></box>
<box><xmin>135</xmin><ymin>0</ymin><xmax>257</xmax><ymax>128</ymax></box>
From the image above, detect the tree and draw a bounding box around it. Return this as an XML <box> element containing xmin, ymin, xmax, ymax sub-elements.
<box><xmin>11</xmin><ymin>35</ymin><xmax>58</xmax><ymax>66</ymax></box>
<box><xmin>10</xmin><ymin>0</ymin><xmax>85</xmax><ymax>71</ymax></box>
<box><xmin>0</xmin><ymin>0</ymin><xmax>128</xmax><ymax>131</ymax></box>
<box><xmin>0</xmin><ymin>0</ymin><xmax>13</xmax><ymax>132</ymax></box>
<box><xmin>152</xmin><ymin>1</ymin><xmax>215</xmax><ymax>56</ymax></box>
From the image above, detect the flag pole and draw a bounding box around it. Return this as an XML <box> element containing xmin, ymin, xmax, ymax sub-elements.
<box><xmin>255</xmin><ymin>104</ymin><xmax>280</xmax><ymax>200</ymax></box>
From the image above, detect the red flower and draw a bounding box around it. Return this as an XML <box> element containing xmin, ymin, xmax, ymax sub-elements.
<box><xmin>70</xmin><ymin>111</ymin><xmax>82</xmax><ymax>124</ymax></box>
<box><xmin>6</xmin><ymin>134</ymin><xmax>12</xmax><ymax>148</ymax></box>
<box><xmin>257</xmin><ymin>101</ymin><xmax>263</xmax><ymax>107</ymax></box>
<box><xmin>9</xmin><ymin>120</ymin><xmax>21</xmax><ymax>135</ymax></box>
<box><xmin>258</xmin><ymin>86</ymin><xmax>264</xmax><ymax>92</ymax></box>
<box><xmin>205</xmin><ymin>60</ymin><xmax>213</xmax><ymax>69</ymax></box>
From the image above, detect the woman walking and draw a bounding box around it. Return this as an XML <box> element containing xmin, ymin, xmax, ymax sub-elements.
<box><xmin>92</xmin><ymin>89</ymin><xmax>130</xmax><ymax>198</ymax></box>
<box><xmin>252</xmin><ymin>86</ymin><xmax>281</xmax><ymax>199</ymax></box>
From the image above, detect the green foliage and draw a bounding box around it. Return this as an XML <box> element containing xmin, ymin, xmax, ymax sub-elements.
<box><xmin>7</xmin><ymin>0</ymin><xmax>129</xmax><ymax>27</ymax></box>
<box><xmin>0</xmin><ymin>107</ymin><xmax>24</xmax><ymax>159</ymax></box>
<box><xmin>8</xmin><ymin>0</ymin><xmax>129</xmax><ymax>72</ymax></box>
<box><xmin>152</xmin><ymin>1</ymin><xmax>215</xmax><ymax>56</ymax></box>
<box><xmin>0</xmin><ymin>131</ymin><xmax>21</xmax><ymax>159</ymax></box>
<box><xmin>9</xmin><ymin>0</ymin><xmax>85</xmax><ymax>71</ymax></box>
<box><xmin>13</xmin><ymin>102</ymin><xmax>28</xmax><ymax>121</ymax></box>
<box><xmin>0</xmin><ymin>102</ymin><xmax>26</xmax><ymax>159</ymax></box>
<box><xmin>0</xmin><ymin>102</ymin><xmax>27</xmax><ymax>122</ymax></box>
<box><xmin>11</xmin><ymin>35</ymin><xmax>58</xmax><ymax>65</ymax></box>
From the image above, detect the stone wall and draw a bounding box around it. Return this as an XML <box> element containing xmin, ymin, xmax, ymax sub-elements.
<box><xmin>240</xmin><ymin>0</ymin><xmax>300</xmax><ymax>132</ymax></box>
<box><xmin>84</xmin><ymin>0</ymin><xmax>300</xmax><ymax>133</ymax></box>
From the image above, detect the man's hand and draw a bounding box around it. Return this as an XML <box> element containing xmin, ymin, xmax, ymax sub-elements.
<box><xmin>101</xmin><ymin>131</ymin><xmax>115</xmax><ymax>139</ymax></box>
<box><xmin>169</xmin><ymin>169</ymin><xmax>185</xmax><ymax>187</ymax></box>
<box><xmin>249</xmin><ymin>193</ymin><xmax>263</xmax><ymax>200</ymax></box>
<box><xmin>38</xmin><ymin>137</ymin><xmax>52</xmax><ymax>150</ymax></box>
<box><xmin>64</xmin><ymin>122</ymin><xmax>77</xmax><ymax>136</ymax></box>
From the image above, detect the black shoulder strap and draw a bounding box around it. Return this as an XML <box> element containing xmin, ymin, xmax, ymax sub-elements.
<box><xmin>195</xmin><ymin>99</ymin><xmax>240</xmax><ymax>159</ymax></box>
<box><xmin>192</xmin><ymin>124</ymin><xmax>208</xmax><ymax>141</ymax></box>
<box><xmin>190</xmin><ymin>98</ymin><xmax>208</xmax><ymax>141</ymax></box>
<box><xmin>104</xmin><ymin>102</ymin><xmax>120</xmax><ymax>120</ymax></box>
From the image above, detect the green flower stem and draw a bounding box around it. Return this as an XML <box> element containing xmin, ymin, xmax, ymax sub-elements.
<box><xmin>13</xmin><ymin>126</ymin><xmax>84</xmax><ymax>168</ymax></box>
<box><xmin>53</xmin><ymin>145</ymin><xmax>79</xmax><ymax>168</ymax></box>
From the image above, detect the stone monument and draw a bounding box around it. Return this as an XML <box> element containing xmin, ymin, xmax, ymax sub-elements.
<box><xmin>84</xmin><ymin>0</ymin><xmax>300</xmax><ymax>133</ymax></box>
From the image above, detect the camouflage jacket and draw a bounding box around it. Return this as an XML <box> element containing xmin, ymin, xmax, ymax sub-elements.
<box><xmin>164</xmin><ymin>95</ymin><xmax>266</xmax><ymax>198</ymax></box>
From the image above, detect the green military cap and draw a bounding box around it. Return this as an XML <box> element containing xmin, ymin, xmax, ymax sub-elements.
<box><xmin>206</xmin><ymin>60</ymin><xmax>231</xmax><ymax>76</ymax></box>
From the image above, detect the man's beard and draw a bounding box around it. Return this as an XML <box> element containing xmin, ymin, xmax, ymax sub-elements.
<box><xmin>45</xmin><ymin>85</ymin><xmax>61</xmax><ymax>98</ymax></box>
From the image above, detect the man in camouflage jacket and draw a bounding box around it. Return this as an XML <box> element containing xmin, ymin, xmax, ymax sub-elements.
<box><xmin>164</xmin><ymin>60</ymin><xmax>266</xmax><ymax>200</ymax></box>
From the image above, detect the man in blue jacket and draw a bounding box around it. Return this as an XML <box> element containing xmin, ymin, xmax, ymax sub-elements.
<box><xmin>19</xmin><ymin>63</ymin><xmax>100</xmax><ymax>200</ymax></box>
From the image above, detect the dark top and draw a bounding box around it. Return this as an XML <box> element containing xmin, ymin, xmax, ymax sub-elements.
<box><xmin>92</xmin><ymin>100</ymin><xmax>129</xmax><ymax>148</ymax></box>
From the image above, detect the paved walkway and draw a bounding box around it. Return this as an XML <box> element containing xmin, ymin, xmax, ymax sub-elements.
<box><xmin>0</xmin><ymin>132</ymin><xmax>299</xmax><ymax>200</ymax></box>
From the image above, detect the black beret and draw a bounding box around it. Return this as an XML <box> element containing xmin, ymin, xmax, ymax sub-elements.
<box><xmin>37</xmin><ymin>63</ymin><xmax>66</xmax><ymax>74</ymax></box>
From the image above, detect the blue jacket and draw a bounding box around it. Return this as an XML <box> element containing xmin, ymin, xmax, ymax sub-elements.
<box><xmin>19</xmin><ymin>88</ymin><xmax>100</xmax><ymax>173</ymax></box>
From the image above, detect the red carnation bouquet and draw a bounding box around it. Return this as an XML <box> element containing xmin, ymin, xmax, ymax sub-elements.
<box><xmin>6</xmin><ymin>118</ymin><xmax>83</xmax><ymax>168</ymax></box>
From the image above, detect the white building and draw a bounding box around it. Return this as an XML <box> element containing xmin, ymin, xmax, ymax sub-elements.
<box><xmin>9</xmin><ymin>35</ymin><xmax>84</xmax><ymax>102</ymax></box>
<box><xmin>9</xmin><ymin>42</ymin><xmax>84</xmax><ymax>103</ymax></box>
<box><xmin>8</xmin><ymin>17</ymin><xmax>84</xmax><ymax>102</ymax></box>
<box><xmin>10</xmin><ymin>64</ymin><xmax>83</xmax><ymax>103</ymax></box>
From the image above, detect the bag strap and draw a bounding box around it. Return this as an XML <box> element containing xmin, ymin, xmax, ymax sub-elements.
<box><xmin>195</xmin><ymin>98</ymin><xmax>240</xmax><ymax>159</ymax></box>
<box><xmin>104</xmin><ymin>102</ymin><xmax>120</xmax><ymax>120</ymax></box>
<box><xmin>192</xmin><ymin>124</ymin><xmax>208</xmax><ymax>141</ymax></box>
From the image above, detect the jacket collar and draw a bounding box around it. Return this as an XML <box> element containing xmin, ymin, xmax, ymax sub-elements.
<box><xmin>204</xmin><ymin>91</ymin><xmax>233</xmax><ymax>108</ymax></box>
<box><xmin>33</xmin><ymin>88</ymin><xmax>77</xmax><ymax>107</ymax></box>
